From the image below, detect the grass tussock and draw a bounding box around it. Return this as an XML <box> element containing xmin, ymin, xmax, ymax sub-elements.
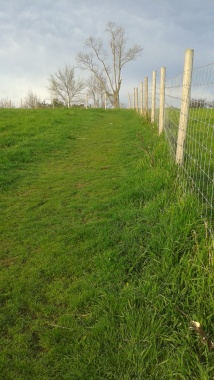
<box><xmin>0</xmin><ymin>108</ymin><xmax>213</xmax><ymax>379</ymax></box>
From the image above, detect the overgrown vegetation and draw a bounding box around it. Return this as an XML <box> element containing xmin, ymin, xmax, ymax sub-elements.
<box><xmin>0</xmin><ymin>108</ymin><xmax>213</xmax><ymax>379</ymax></box>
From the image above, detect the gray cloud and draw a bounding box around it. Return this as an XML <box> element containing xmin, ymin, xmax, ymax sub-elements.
<box><xmin>0</xmin><ymin>0</ymin><xmax>214</xmax><ymax>105</ymax></box>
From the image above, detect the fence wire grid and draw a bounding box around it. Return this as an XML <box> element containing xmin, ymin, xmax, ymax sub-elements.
<box><xmin>164</xmin><ymin>64</ymin><xmax>214</xmax><ymax>231</ymax></box>
<box><xmin>155</xmin><ymin>63</ymin><xmax>214</xmax><ymax>233</ymax></box>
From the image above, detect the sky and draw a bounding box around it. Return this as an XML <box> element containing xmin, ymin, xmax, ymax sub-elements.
<box><xmin>1</xmin><ymin>0</ymin><xmax>214</xmax><ymax>107</ymax></box>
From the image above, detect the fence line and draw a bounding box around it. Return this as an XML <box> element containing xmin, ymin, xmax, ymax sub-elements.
<box><xmin>130</xmin><ymin>48</ymin><xmax>214</xmax><ymax>234</ymax></box>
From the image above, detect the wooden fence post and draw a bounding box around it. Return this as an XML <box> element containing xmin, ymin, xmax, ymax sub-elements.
<box><xmin>159</xmin><ymin>67</ymin><xmax>166</xmax><ymax>134</ymax></box>
<box><xmin>143</xmin><ymin>77</ymin><xmax>148</xmax><ymax>116</ymax></box>
<box><xmin>135</xmin><ymin>87</ymin><xmax>139</xmax><ymax>112</ymax></box>
<box><xmin>151</xmin><ymin>70</ymin><xmax>156</xmax><ymax>123</ymax></box>
<box><xmin>140</xmin><ymin>82</ymin><xmax>143</xmax><ymax>114</ymax></box>
<box><xmin>133</xmin><ymin>88</ymin><xmax>135</xmax><ymax>109</ymax></box>
<box><xmin>176</xmin><ymin>49</ymin><xmax>194</xmax><ymax>165</ymax></box>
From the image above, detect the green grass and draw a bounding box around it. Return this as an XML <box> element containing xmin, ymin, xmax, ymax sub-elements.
<box><xmin>0</xmin><ymin>108</ymin><xmax>213</xmax><ymax>379</ymax></box>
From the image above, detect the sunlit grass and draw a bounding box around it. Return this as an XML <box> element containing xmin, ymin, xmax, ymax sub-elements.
<box><xmin>0</xmin><ymin>108</ymin><xmax>213</xmax><ymax>379</ymax></box>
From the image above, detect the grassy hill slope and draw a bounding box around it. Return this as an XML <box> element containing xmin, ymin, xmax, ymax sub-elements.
<box><xmin>0</xmin><ymin>108</ymin><xmax>213</xmax><ymax>379</ymax></box>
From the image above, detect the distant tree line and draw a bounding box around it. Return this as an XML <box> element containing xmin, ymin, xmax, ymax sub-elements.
<box><xmin>190</xmin><ymin>98</ymin><xmax>214</xmax><ymax>108</ymax></box>
<box><xmin>0</xmin><ymin>98</ymin><xmax>14</xmax><ymax>108</ymax></box>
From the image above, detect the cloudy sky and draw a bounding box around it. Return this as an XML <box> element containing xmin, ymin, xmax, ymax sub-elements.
<box><xmin>1</xmin><ymin>0</ymin><xmax>214</xmax><ymax>106</ymax></box>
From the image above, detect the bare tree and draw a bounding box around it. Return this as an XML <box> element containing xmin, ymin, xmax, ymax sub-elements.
<box><xmin>23</xmin><ymin>90</ymin><xmax>41</xmax><ymax>108</ymax></box>
<box><xmin>208</xmin><ymin>100</ymin><xmax>214</xmax><ymax>108</ymax></box>
<box><xmin>87</xmin><ymin>74</ymin><xmax>108</xmax><ymax>108</ymax></box>
<box><xmin>0</xmin><ymin>98</ymin><xmax>13</xmax><ymax>108</ymax></box>
<box><xmin>76</xmin><ymin>22</ymin><xmax>143</xmax><ymax>108</ymax></box>
<box><xmin>190</xmin><ymin>98</ymin><xmax>207</xmax><ymax>108</ymax></box>
<box><xmin>47</xmin><ymin>65</ymin><xmax>85</xmax><ymax>108</ymax></box>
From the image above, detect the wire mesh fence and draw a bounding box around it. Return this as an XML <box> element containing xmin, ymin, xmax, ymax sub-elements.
<box><xmin>165</xmin><ymin>65</ymin><xmax>214</xmax><ymax>232</ymax></box>
<box><xmin>130</xmin><ymin>49</ymin><xmax>214</xmax><ymax>234</ymax></box>
<box><xmin>184</xmin><ymin>65</ymin><xmax>214</xmax><ymax>230</ymax></box>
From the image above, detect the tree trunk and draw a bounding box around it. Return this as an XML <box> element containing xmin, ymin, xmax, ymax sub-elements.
<box><xmin>113</xmin><ymin>91</ymin><xmax>120</xmax><ymax>108</ymax></box>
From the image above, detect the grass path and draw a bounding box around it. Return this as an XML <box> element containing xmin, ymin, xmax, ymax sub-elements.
<box><xmin>0</xmin><ymin>109</ymin><xmax>213</xmax><ymax>379</ymax></box>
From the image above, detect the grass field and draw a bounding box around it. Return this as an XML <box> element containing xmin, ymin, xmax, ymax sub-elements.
<box><xmin>0</xmin><ymin>108</ymin><xmax>213</xmax><ymax>379</ymax></box>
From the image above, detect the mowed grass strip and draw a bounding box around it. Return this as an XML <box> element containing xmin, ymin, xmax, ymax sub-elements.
<box><xmin>0</xmin><ymin>109</ymin><xmax>213</xmax><ymax>379</ymax></box>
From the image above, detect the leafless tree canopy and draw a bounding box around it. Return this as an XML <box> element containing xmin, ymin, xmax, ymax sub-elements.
<box><xmin>0</xmin><ymin>98</ymin><xmax>13</xmax><ymax>108</ymax></box>
<box><xmin>76</xmin><ymin>22</ymin><xmax>143</xmax><ymax>108</ymax></box>
<box><xmin>87</xmin><ymin>74</ymin><xmax>109</xmax><ymax>108</ymax></box>
<box><xmin>23</xmin><ymin>90</ymin><xmax>41</xmax><ymax>109</ymax></box>
<box><xmin>47</xmin><ymin>65</ymin><xmax>85</xmax><ymax>108</ymax></box>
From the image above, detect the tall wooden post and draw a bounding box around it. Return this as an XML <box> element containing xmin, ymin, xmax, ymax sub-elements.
<box><xmin>143</xmin><ymin>77</ymin><xmax>148</xmax><ymax>116</ymax></box>
<box><xmin>133</xmin><ymin>88</ymin><xmax>136</xmax><ymax>109</ymax></box>
<box><xmin>151</xmin><ymin>71</ymin><xmax>156</xmax><ymax>123</ymax></box>
<box><xmin>140</xmin><ymin>82</ymin><xmax>143</xmax><ymax>114</ymax></box>
<box><xmin>135</xmin><ymin>87</ymin><xmax>139</xmax><ymax>112</ymax></box>
<box><xmin>176</xmin><ymin>49</ymin><xmax>194</xmax><ymax>165</ymax></box>
<box><xmin>159</xmin><ymin>67</ymin><xmax>166</xmax><ymax>134</ymax></box>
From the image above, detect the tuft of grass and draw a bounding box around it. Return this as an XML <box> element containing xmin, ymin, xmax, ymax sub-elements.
<box><xmin>0</xmin><ymin>108</ymin><xmax>213</xmax><ymax>379</ymax></box>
